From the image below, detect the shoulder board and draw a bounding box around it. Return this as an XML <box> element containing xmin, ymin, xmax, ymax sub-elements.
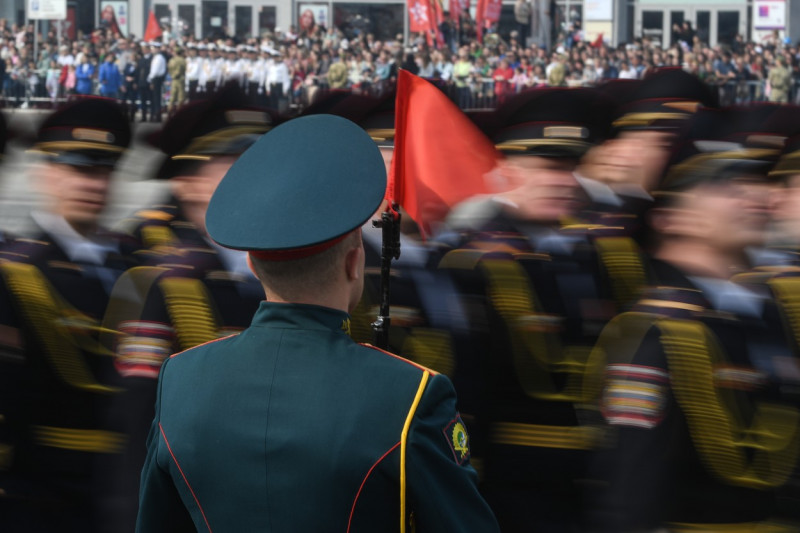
<box><xmin>359</xmin><ymin>343</ymin><xmax>439</xmax><ymax>376</ymax></box>
<box><xmin>135</xmin><ymin>209</ymin><xmax>175</xmax><ymax>222</ymax></box>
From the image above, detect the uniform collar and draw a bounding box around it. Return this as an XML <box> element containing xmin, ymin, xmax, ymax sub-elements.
<box><xmin>31</xmin><ymin>210</ymin><xmax>119</xmax><ymax>265</ymax></box>
<box><xmin>250</xmin><ymin>301</ymin><xmax>352</xmax><ymax>335</ymax></box>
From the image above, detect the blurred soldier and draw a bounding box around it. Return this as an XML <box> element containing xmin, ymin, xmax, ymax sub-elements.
<box><xmin>0</xmin><ymin>99</ymin><xmax>136</xmax><ymax>532</ymax></box>
<box><xmin>196</xmin><ymin>43</ymin><xmax>209</xmax><ymax>97</ymax></box>
<box><xmin>249</xmin><ymin>45</ymin><xmax>269</xmax><ymax>107</ymax></box>
<box><xmin>768</xmin><ymin>56</ymin><xmax>792</xmax><ymax>104</ymax></box>
<box><xmin>135</xmin><ymin>114</ymin><xmax>500</xmax><ymax>532</ymax></box>
<box><xmin>184</xmin><ymin>43</ymin><xmax>201</xmax><ymax>102</ymax></box>
<box><xmin>438</xmin><ymin>88</ymin><xmax>614</xmax><ymax>532</ymax></box>
<box><xmin>207</xmin><ymin>43</ymin><xmax>224</xmax><ymax>93</ymax></box>
<box><xmin>166</xmin><ymin>46</ymin><xmax>186</xmax><ymax>116</ymax></box>
<box><xmin>104</xmin><ymin>87</ymin><xmax>276</xmax><ymax>529</ymax></box>
<box><xmin>147</xmin><ymin>42</ymin><xmax>167</xmax><ymax>122</ymax></box>
<box><xmin>266</xmin><ymin>51</ymin><xmax>290</xmax><ymax>111</ymax></box>
<box><xmin>590</xmin><ymin>107</ymin><xmax>799</xmax><ymax>532</ymax></box>
<box><xmin>223</xmin><ymin>46</ymin><xmax>242</xmax><ymax>87</ymax></box>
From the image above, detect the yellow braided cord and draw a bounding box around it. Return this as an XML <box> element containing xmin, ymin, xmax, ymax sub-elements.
<box><xmin>659</xmin><ymin>319</ymin><xmax>800</xmax><ymax>489</ymax></box>
<box><xmin>402</xmin><ymin>328</ymin><xmax>456</xmax><ymax>376</ymax></box>
<box><xmin>595</xmin><ymin>236</ymin><xmax>648</xmax><ymax>309</ymax></box>
<box><xmin>400</xmin><ymin>370</ymin><xmax>430</xmax><ymax>533</ymax></box>
<box><xmin>160</xmin><ymin>277</ymin><xmax>220</xmax><ymax>351</ymax></box>
<box><xmin>768</xmin><ymin>277</ymin><xmax>800</xmax><ymax>353</ymax></box>
<box><xmin>0</xmin><ymin>262</ymin><xmax>118</xmax><ymax>394</ymax></box>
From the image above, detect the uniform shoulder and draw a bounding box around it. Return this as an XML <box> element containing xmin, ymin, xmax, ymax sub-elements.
<box><xmin>358</xmin><ymin>342</ymin><xmax>439</xmax><ymax>376</ymax></box>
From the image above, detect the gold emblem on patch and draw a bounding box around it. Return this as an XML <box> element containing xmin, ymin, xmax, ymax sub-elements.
<box><xmin>451</xmin><ymin>422</ymin><xmax>469</xmax><ymax>459</ymax></box>
<box><xmin>72</xmin><ymin>128</ymin><xmax>115</xmax><ymax>143</ymax></box>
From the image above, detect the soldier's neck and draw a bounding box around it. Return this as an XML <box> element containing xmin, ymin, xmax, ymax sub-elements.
<box><xmin>656</xmin><ymin>240</ymin><xmax>749</xmax><ymax>279</ymax></box>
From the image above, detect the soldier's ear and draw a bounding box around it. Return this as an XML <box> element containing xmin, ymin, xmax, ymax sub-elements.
<box><xmin>344</xmin><ymin>231</ymin><xmax>364</xmax><ymax>282</ymax></box>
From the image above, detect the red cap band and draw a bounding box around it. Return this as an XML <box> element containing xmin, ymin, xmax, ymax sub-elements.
<box><xmin>248</xmin><ymin>232</ymin><xmax>350</xmax><ymax>262</ymax></box>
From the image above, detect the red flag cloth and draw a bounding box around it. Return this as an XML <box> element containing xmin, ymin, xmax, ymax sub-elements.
<box><xmin>388</xmin><ymin>70</ymin><xmax>501</xmax><ymax>238</ymax></box>
<box><xmin>475</xmin><ymin>0</ymin><xmax>486</xmax><ymax>42</ymax></box>
<box><xmin>483</xmin><ymin>0</ymin><xmax>502</xmax><ymax>23</ymax></box>
<box><xmin>432</xmin><ymin>0</ymin><xmax>445</xmax><ymax>48</ymax></box>
<box><xmin>449</xmin><ymin>0</ymin><xmax>461</xmax><ymax>22</ymax></box>
<box><xmin>591</xmin><ymin>33</ymin><xmax>604</xmax><ymax>48</ymax></box>
<box><xmin>408</xmin><ymin>0</ymin><xmax>433</xmax><ymax>33</ymax></box>
<box><xmin>143</xmin><ymin>10</ymin><xmax>163</xmax><ymax>42</ymax></box>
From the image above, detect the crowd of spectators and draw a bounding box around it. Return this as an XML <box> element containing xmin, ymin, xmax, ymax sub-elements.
<box><xmin>0</xmin><ymin>12</ymin><xmax>799</xmax><ymax>113</ymax></box>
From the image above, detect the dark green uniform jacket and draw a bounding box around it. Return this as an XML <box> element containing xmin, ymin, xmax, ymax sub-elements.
<box><xmin>136</xmin><ymin>302</ymin><xmax>499</xmax><ymax>532</ymax></box>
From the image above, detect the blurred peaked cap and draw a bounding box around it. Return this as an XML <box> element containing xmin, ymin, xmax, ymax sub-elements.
<box><xmin>613</xmin><ymin>68</ymin><xmax>717</xmax><ymax>131</ymax></box>
<box><xmin>302</xmin><ymin>91</ymin><xmax>396</xmax><ymax>147</ymax></box>
<box><xmin>722</xmin><ymin>103</ymin><xmax>800</xmax><ymax>148</ymax></box>
<box><xmin>32</xmin><ymin>97</ymin><xmax>130</xmax><ymax>167</ymax></box>
<box><xmin>768</xmin><ymin>106</ymin><xmax>800</xmax><ymax>178</ymax></box>
<box><xmin>660</xmin><ymin>108</ymin><xmax>778</xmax><ymax>192</ymax></box>
<box><xmin>151</xmin><ymin>85</ymin><xmax>278</xmax><ymax>179</ymax></box>
<box><xmin>491</xmin><ymin>87</ymin><xmax>600</xmax><ymax>158</ymax></box>
<box><xmin>206</xmin><ymin>114</ymin><xmax>387</xmax><ymax>254</ymax></box>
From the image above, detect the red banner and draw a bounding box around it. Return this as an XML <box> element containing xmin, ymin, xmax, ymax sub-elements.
<box><xmin>408</xmin><ymin>0</ymin><xmax>434</xmax><ymax>33</ymax></box>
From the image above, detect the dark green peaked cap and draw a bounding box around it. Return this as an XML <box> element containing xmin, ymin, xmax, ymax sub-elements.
<box><xmin>206</xmin><ymin>114</ymin><xmax>387</xmax><ymax>253</ymax></box>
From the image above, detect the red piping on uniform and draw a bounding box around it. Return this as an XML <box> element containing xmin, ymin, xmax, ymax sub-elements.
<box><xmin>169</xmin><ymin>334</ymin><xmax>237</xmax><ymax>358</ymax></box>
<box><xmin>360</xmin><ymin>343</ymin><xmax>438</xmax><ymax>375</ymax></box>
<box><xmin>347</xmin><ymin>441</ymin><xmax>401</xmax><ymax>532</ymax></box>
<box><xmin>159</xmin><ymin>423</ymin><xmax>214</xmax><ymax>533</ymax></box>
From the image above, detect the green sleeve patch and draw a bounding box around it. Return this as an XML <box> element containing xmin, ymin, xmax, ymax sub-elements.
<box><xmin>443</xmin><ymin>414</ymin><xmax>470</xmax><ymax>465</ymax></box>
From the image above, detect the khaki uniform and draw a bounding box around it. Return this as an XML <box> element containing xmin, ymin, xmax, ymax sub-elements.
<box><xmin>168</xmin><ymin>55</ymin><xmax>187</xmax><ymax>109</ymax></box>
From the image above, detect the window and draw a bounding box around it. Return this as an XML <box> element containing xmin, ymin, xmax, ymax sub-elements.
<box><xmin>259</xmin><ymin>6</ymin><xmax>276</xmax><ymax>36</ymax></box>
<box><xmin>333</xmin><ymin>4</ymin><xmax>403</xmax><ymax>41</ymax></box>
<box><xmin>235</xmin><ymin>5</ymin><xmax>252</xmax><ymax>39</ymax></box>
<box><xmin>202</xmin><ymin>0</ymin><xmax>228</xmax><ymax>40</ymax></box>
<box><xmin>178</xmin><ymin>5</ymin><xmax>196</xmax><ymax>39</ymax></box>
<box><xmin>642</xmin><ymin>10</ymin><xmax>664</xmax><ymax>47</ymax></box>
<box><xmin>717</xmin><ymin>11</ymin><xmax>739</xmax><ymax>45</ymax></box>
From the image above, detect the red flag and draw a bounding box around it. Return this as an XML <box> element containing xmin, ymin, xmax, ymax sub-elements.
<box><xmin>432</xmin><ymin>0</ymin><xmax>445</xmax><ymax>48</ymax></box>
<box><xmin>408</xmin><ymin>0</ymin><xmax>433</xmax><ymax>33</ymax></box>
<box><xmin>449</xmin><ymin>0</ymin><xmax>461</xmax><ymax>23</ymax></box>
<box><xmin>389</xmin><ymin>70</ymin><xmax>501</xmax><ymax>238</ymax></box>
<box><xmin>591</xmin><ymin>33</ymin><xmax>604</xmax><ymax>48</ymax></box>
<box><xmin>483</xmin><ymin>0</ymin><xmax>502</xmax><ymax>23</ymax></box>
<box><xmin>475</xmin><ymin>0</ymin><xmax>486</xmax><ymax>42</ymax></box>
<box><xmin>143</xmin><ymin>9</ymin><xmax>162</xmax><ymax>42</ymax></box>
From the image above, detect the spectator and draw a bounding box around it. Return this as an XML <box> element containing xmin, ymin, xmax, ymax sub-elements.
<box><xmin>74</xmin><ymin>54</ymin><xmax>94</xmax><ymax>95</ymax></box>
<box><xmin>98</xmin><ymin>52</ymin><xmax>122</xmax><ymax>98</ymax></box>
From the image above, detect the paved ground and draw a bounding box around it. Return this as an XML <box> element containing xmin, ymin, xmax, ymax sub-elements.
<box><xmin>0</xmin><ymin>109</ymin><xmax>171</xmax><ymax>236</ymax></box>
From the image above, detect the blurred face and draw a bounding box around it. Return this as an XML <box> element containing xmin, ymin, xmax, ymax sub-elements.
<box><xmin>580</xmin><ymin>130</ymin><xmax>674</xmax><ymax>192</ymax></box>
<box><xmin>500</xmin><ymin>155</ymin><xmax>584</xmax><ymax>223</ymax></box>
<box><xmin>39</xmin><ymin>163</ymin><xmax>113</xmax><ymax>231</ymax></box>
<box><xmin>772</xmin><ymin>175</ymin><xmax>800</xmax><ymax>242</ymax></box>
<box><xmin>169</xmin><ymin>156</ymin><xmax>237</xmax><ymax>212</ymax></box>
<box><xmin>664</xmin><ymin>179</ymin><xmax>769</xmax><ymax>251</ymax></box>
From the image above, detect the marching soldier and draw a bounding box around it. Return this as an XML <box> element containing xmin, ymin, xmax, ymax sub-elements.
<box><xmin>0</xmin><ymin>99</ymin><xmax>137</xmax><ymax>532</ymax></box>
<box><xmin>106</xmin><ymin>87</ymin><xmax>276</xmax><ymax>529</ymax></box>
<box><xmin>436</xmin><ymin>88</ymin><xmax>616</xmax><ymax>532</ymax></box>
<box><xmin>134</xmin><ymin>113</ymin><xmax>500</xmax><ymax>532</ymax></box>
<box><xmin>589</xmin><ymin>107</ymin><xmax>800</xmax><ymax>532</ymax></box>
